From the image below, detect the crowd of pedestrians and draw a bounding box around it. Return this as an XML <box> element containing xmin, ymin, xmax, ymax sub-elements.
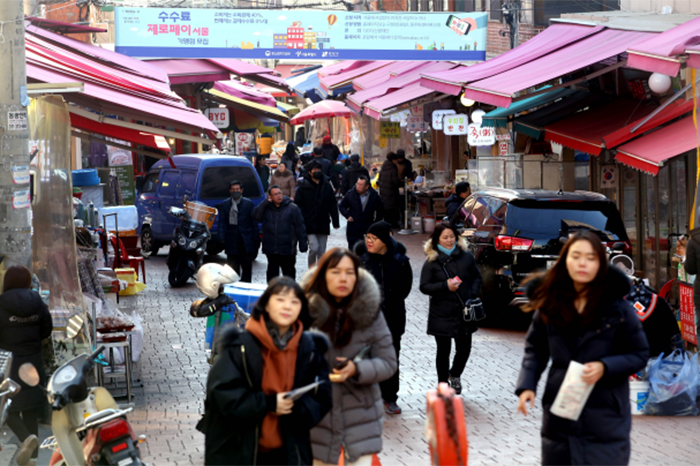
<box><xmin>208</xmin><ymin>146</ymin><xmax>651</xmax><ymax>466</ymax></box>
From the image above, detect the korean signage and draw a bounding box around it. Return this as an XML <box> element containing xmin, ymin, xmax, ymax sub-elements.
<box><xmin>407</xmin><ymin>116</ymin><xmax>429</xmax><ymax>133</ymax></box>
<box><xmin>443</xmin><ymin>114</ymin><xmax>469</xmax><ymax>135</ymax></box>
<box><xmin>679</xmin><ymin>282</ymin><xmax>697</xmax><ymax>345</ymax></box>
<box><xmin>115</xmin><ymin>8</ymin><xmax>487</xmax><ymax>60</ymax></box>
<box><xmin>432</xmin><ymin>109</ymin><xmax>456</xmax><ymax>130</ymax></box>
<box><xmin>380</xmin><ymin>121</ymin><xmax>401</xmax><ymax>139</ymax></box>
<box><xmin>205</xmin><ymin>108</ymin><xmax>230</xmax><ymax>129</ymax></box>
<box><xmin>467</xmin><ymin>123</ymin><xmax>495</xmax><ymax>146</ymax></box>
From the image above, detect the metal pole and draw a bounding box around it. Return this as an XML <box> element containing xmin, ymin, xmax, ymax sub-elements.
<box><xmin>0</xmin><ymin>0</ymin><xmax>32</xmax><ymax>275</ymax></box>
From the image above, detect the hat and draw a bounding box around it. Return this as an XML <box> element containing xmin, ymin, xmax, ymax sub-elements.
<box><xmin>350</xmin><ymin>154</ymin><xmax>360</xmax><ymax>162</ymax></box>
<box><xmin>366</xmin><ymin>221</ymin><xmax>393</xmax><ymax>249</ymax></box>
<box><xmin>396</xmin><ymin>149</ymin><xmax>406</xmax><ymax>159</ymax></box>
<box><xmin>323</xmin><ymin>135</ymin><xmax>332</xmax><ymax>144</ymax></box>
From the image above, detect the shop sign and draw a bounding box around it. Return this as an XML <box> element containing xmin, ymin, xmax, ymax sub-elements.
<box><xmin>379</xmin><ymin>136</ymin><xmax>387</xmax><ymax>148</ymax></box>
<box><xmin>679</xmin><ymin>282</ymin><xmax>697</xmax><ymax>345</ymax></box>
<box><xmin>407</xmin><ymin>116</ymin><xmax>429</xmax><ymax>132</ymax></box>
<box><xmin>467</xmin><ymin>123</ymin><xmax>494</xmax><ymax>145</ymax></box>
<box><xmin>205</xmin><ymin>108</ymin><xmax>230</xmax><ymax>128</ymax></box>
<box><xmin>443</xmin><ymin>114</ymin><xmax>469</xmax><ymax>135</ymax></box>
<box><xmin>115</xmin><ymin>8</ymin><xmax>488</xmax><ymax>61</ymax></box>
<box><xmin>410</xmin><ymin>105</ymin><xmax>424</xmax><ymax>116</ymax></box>
<box><xmin>499</xmin><ymin>141</ymin><xmax>508</xmax><ymax>155</ymax></box>
<box><xmin>495</xmin><ymin>133</ymin><xmax>511</xmax><ymax>141</ymax></box>
<box><xmin>432</xmin><ymin>109</ymin><xmax>456</xmax><ymax>130</ymax></box>
<box><xmin>380</xmin><ymin>121</ymin><xmax>401</xmax><ymax>138</ymax></box>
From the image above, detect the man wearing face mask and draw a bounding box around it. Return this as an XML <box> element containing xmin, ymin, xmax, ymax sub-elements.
<box><xmin>217</xmin><ymin>180</ymin><xmax>259</xmax><ymax>282</ymax></box>
<box><xmin>294</xmin><ymin>161</ymin><xmax>340</xmax><ymax>267</ymax></box>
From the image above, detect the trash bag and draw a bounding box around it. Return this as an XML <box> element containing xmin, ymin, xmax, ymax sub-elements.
<box><xmin>643</xmin><ymin>349</ymin><xmax>700</xmax><ymax>416</ymax></box>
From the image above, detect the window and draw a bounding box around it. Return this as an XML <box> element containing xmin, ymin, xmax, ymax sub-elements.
<box><xmin>484</xmin><ymin>198</ymin><xmax>506</xmax><ymax>226</ymax></box>
<box><xmin>200</xmin><ymin>166</ymin><xmax>262</xmax><ymax>200</ymax></box>
<box><xmin>178</xmin><ymin>171</ymin><xmax>196</xmax><ymax>199</ymax></box>
<box><xmin>489</xmin><ymin>0</ymin><xmax>503</xmax><ymax>21</ymax></box>
<box><xmin>159</xmin><ymin>171</ymin><xmax>179</xmax><ymax>197</ymax></box>
<box><xmin>142</xmin><ymin>172</ymin><xmax>159</xmax><ymax>193</ymax></box>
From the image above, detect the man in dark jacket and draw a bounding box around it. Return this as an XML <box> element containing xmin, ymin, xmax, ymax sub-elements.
<box><xmin>295</xmin><ymin>161</ymin><xmax>340</xmax><ymax>267</ymax></box>
<box><xmin>309</xmin><ymin>146</ymin><xmax>338</xmax><ymax>190</ymax></box>
<box><xmin>445</xmin><ymin>181</ymin><xmax>471</xmax><ymax>222</ymax></box>
<box><xmin>395</xmin><ymin>149</ymin><xmax>413</xmax><ymax>183</ymax></box>
<box><xmin>683</xmin><ymin>230</ymin><xmax>700</xmax><ymax>336</ymax></box>
<box><xmin>321</xmin><ymin>135</ymin><xmax>341</xmax><ymax>164</ymax></box>
<box><xmin>340</xmin><ymin>154</ymin><xmax>370</xmax><ymax>195</ymax></box>
<box><xmin>254</xmin><ymin>185</ymin><xmax>308</xmax><ymax>281</ymax></box>
<box><xmin>339</xmin><ymin>175</ymin><xmax>384</xmax><ymax>250</ymax></box>
<box><xmin>378</xmin><ymin>152</ymin><xmax>401</xmax><ymax>228</ymax></box>
<box><xmin>354</xmin><ymin>221</ymin><xmax>412</xmax><ymax>415</ymax></box>
<box><xmin>217</xmin><ymin>180</ymin><xmax>259</xmax><ymax>282</ymax></box>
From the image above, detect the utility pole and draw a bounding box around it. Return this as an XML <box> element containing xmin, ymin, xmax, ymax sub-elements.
<box><xmin>0</xmin><ymin>0</ymin><xmax>32</xmax><ymax>271</ymax></box>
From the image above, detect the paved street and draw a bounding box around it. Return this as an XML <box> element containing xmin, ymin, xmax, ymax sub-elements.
<box><xmin>3</xmin><ymin>220</ymin><xmax>699</xmax><ymax>465</ymax></box>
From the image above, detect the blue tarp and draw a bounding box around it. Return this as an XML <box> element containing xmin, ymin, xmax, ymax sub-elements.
<box><xmin>482</xmin><ymin>86</ymin><xmax>578</xmax><ymax>128</ymax></box>
<box><xmin>287</xmin><ymin>69</ymin><xmax>323</xmax><ymax>103</ymax></box>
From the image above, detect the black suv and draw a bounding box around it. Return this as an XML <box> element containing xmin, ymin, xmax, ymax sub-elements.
<box><xmin>452</xmin><ymin>188</ymin><xmax>630</xmax><ymax>328</ymax></box>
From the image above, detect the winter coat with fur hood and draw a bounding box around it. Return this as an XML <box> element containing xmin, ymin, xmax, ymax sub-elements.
<box><xmin>420</xmin><ymin>237</ymin><xmax>482</xmax><ymax>338</ymax></box>
<box><xmin>199</xmin><ymin>323</ymin><xmax>332</xmax><ymax>465</ymax></box>
<box><xmin>271</xmin><ymin>169</ymin><xmax>297</xmax><ymax>199</ymax></box>
<box><xmin>301</xmin><ymin>268</ymin><xmax>397</xmax><ymax>464</ymax></box>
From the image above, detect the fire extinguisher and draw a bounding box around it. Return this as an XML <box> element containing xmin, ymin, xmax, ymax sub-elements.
<box><xmin>426</xmin><ymin>382</ymin><xmax>468</xmax><ymax>465</ymax></box>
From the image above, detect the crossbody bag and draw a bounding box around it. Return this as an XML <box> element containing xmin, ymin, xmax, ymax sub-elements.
<box><xmin>441</xmin><ymin>264</ymin><xmax>486</xmax><ymax>322</ymax></box>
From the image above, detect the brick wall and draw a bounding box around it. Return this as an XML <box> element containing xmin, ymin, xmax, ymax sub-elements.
<box><xmin>44</xmin><ymin>1</ymin><xmax>91</xmax><ymax>44</ymax></box>
<box><xmin>486</xmin><ymin>21</ymin><xmax>545</xmax><ymax>58</ymax></box>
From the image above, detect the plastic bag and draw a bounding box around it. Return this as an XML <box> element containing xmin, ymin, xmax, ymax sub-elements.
<box><xmin>643</xmin><ymin>349</ymin><xmax>700</xmax><ymax>416</ymax></box>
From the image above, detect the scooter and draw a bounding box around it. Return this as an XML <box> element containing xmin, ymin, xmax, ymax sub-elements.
<box><xmin>166</xmin><ymin>203</ymin><xmax>212</xmax><ymax>287</ymax></box>
<box><xmin>25</xmin><ymin>316</ymin><xmax>145</xmax><ymax>465</ymax></box>
<box><xmin>0</xmin><ymin>349</ymin><xmax>21</xmax><ymax>428</ymax></box>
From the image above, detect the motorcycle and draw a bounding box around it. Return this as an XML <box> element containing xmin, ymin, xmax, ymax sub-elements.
<box><xmin>0</xmin><ymin>349</ymin><xmax>21</xmax><ymax>428</ymax></box>
<box><xmin>23</xmin><ymin>316</ymin><xmax>145</xmax><ymax>465</ymax></box>
<box><xmin>166</xmin><ymin>200</ymin><xmax>214</xmax><ymax>287</ymax></box>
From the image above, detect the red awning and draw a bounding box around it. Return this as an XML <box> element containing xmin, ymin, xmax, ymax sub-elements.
<box><xmin>420</xmin><ymin>24</ymin><xmax>605</xmax><ymax>96</ymax></box>
<box><xmin>26</xmin><ymin>17</ymin><xmax>107</xmax><ymax>34</ymax></box>
<box><xmin>463</xmin><ymin>28</ymin><xmax>653</xmax><ymax>107</ymax></box>
<box><xmin>627</xmin><ymin>16</ymin><xmax>700</xmax><ymax>75</ymax></box>
<box><xmin>70</xmin><ymin>113</ymin><xmax>171</xmax><ymax>153</ymax></box>
<box><xmin>319</xmin><ymin>61</ymin><xmax>392</xmax><ymax>95</ymax></box>
<box><xmin>615</xmin><ymin>116</ymin><xmax>698</xmax><ymax>175</ymax></box>
<box><xmin>347</xmin><ymin>62</ymin><xmax>457</xmax><ymax>113</ymax></box>
<box><xmin>544</xmin><ymin>99</ymin><xmax>658</xmax><ymax>156</ymax></box>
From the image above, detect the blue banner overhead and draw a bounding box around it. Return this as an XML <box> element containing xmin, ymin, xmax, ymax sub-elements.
<box><xmin>115</xmin><ymin>8</ymin><xmax>488</xmax><ymax>61</ymax></box>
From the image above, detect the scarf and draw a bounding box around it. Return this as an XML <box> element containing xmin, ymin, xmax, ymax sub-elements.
<box><xmin>437</xmin><ymin>244</ymin><xmax>456</xmax><ymax>256</ymax></box>
<box><xmin>229</xmin><ymin>197</ymin><xmax>241</xmax><ymax>225</ymax></box>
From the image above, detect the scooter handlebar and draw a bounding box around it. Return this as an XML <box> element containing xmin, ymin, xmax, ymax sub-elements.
<box><xmin>89</xmin><ymin>345</ymin><xmax>106</xmax><ymax>361</ymax></box>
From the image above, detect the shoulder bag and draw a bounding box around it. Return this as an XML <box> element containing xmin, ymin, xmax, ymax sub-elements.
<box><xmin>441</xmin><ymin>263</ymin><xmax>485</xmax><ymax>322</ymax></box>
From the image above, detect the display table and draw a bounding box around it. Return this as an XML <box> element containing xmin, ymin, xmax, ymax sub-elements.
<box><xmin>96</xmin><ymin>336</ymin><xmax>133</xmax><ymax>403</ymax></box>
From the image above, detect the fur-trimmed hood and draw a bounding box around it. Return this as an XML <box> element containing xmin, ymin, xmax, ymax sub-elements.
<box><xmin>423</xmin><ymin>236</ymin><xmax>468</xmax><ymax>262</ymax></box>
<box><xmin>300</xmin><ymin>267</ymin><xmax>381</xmax><ymax>331</ymax></box>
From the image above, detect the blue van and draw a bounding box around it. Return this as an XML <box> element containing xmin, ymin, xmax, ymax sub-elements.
<box><xmin>135</xmin><ymin>154</ymin><xmax>265</xmax><ymax>256</ymax></box>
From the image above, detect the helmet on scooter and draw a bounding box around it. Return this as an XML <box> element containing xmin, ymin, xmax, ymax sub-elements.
<box><xmin>196</xmin><ymin>263</ymin><xmax>239</xmax><ymax>298</ymax></box>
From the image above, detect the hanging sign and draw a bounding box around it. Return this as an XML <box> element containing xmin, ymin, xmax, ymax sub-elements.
<box><xmin>444</xmin><ymin>114</ymin><xmax>469</xmax><ymax>135</ymax></box>
<box><xmin>495</xmin><ymin>133</ymin><xmax>511</xmax><ymax>141</ymax></box>
<box><xmin>380</xmin><ymin>121</ymin><xmax>401</xmax><ymax>138</ymax></box>
<box><xmin>407</xmin><ymin>116</ymin><xmax>429</xmax><ymax>133</ymax></box>
<box><xmin>205</xmin><ymin>108</ymin><xmax>230</xmax><ymax>128</ymax></box>
<box><xmin>432</xmin><ymin>109</ymin><xmax>456</xmax><ymax>130</ymax></box>
<box><xmin>499</xmin><ymin>141</ymin><xmax>508</xmax><ymax>155</ymax></box>
<box><xmin>410</xmin><ymin>105</ymin><xmax>424</xmax><ymax>116</ymax></box>
<box><xmin>600</xmin><ymin>166</ymin><xmax>617</xmax><ymax>189</ymax></box>
<box><xmin>680</xmin><ymin>282</ymin><xmax>697</xmax><ymax>345</ymax></box>
<box><xmin>467</xmin><ymin>123</ymin><xmax>495</xmax><ymax>145</ymax></box>
<box><xmin>378</xmin><ymin>136</ymin><xmax>387</xmax><ymax>148</ymax></box>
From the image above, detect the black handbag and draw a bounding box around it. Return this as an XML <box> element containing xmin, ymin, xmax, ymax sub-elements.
<box><xmin>441</xmin><ymin>264</ymin><xmax>486</xmax><ymax>322</ymax></box>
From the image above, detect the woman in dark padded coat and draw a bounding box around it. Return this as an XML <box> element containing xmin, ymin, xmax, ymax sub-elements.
<box><xmin>516</xmin><ymin>231</ymin><xmax>649</xmax><ymax>465</ymax></box>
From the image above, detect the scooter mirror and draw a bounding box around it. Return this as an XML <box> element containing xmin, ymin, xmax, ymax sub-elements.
<box><xmin>66</xmin><ymin>314</ymin><xmax>84</xmax><ymax>339</ymax></box>
<box><xmin>0</xmin><ymin>377</ymin><xmax>21</xmax><ymax>393</ymax></box>
<box><xmin>18</xmin><ymin>363</ymin><xmax>39</xmax><ymax>387</ymax></box>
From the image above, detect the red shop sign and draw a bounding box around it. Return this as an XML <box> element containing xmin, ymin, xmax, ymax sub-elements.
<box><xmin>679</xmin><ymin>282</ymin><xmax>697</xmax><ymax>345</ymax></box>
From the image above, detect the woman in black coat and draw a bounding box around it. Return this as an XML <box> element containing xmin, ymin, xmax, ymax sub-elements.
<box><xmin>0</xmin><ymin>265</ymin><xmax>53</xmax><ymax>464</ymax></box>
<box><xmin>419</xmin><ymin>223</ymin><xmax>481</xmax><ymax>394</ymax></box>
<box><xmin>516</xmin><ymin>231</ymin><xmax>649</xmax><ymax>466</ymax></box>
<box><xmin>199</xmin><ymin>277</ymin><xmax>331</xmax><ymax>465</ymax></box>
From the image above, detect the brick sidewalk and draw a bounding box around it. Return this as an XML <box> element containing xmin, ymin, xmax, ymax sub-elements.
<box><xmin>7</xmin><ymin>221</ymin><xmax>698</xmax><ymax>465</ymax></box>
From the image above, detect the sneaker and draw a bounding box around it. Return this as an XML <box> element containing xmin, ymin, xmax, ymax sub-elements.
<box><xmin>16</xmin><ymin>434</ymin><xmax>38</xmax><ymax>466</ymax></box>
<box><xmin>384</xmin><ymin>401</ymin><xmax>402</xmax><ymax>414</ymax></box>
<box><xmin>449</xmin><ymin>376</ymin><xmax>463</xmax><ymax>395</ymax></box>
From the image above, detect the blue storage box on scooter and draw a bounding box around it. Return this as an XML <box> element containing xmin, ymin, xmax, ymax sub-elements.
<box><xmin>204</xmin><ymin>281</ymin><xmax>266</xmax><ymax>349</ymax></box>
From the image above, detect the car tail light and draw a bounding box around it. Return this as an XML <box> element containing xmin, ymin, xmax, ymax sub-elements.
<box><xmin>99</xmin><ymin>419</ymin><xmax>130</xmax><ymax>443</ymax></box>
<box><xmin>495</xmin><ymin>235</ymin><xmax>534</xmax><ymax>252</ymax></box>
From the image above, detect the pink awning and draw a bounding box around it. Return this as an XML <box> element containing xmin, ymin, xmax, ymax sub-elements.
<box><xmin>319</xmin><ymin>61</ymin><xmax>392</xmax><ymax>94</ymax></box>
<box><xmin>420</xmin><ymin>23</ymin><xmax>605</xmax><ymax>96</ymax></box>
<box><xmin>353</xmin><ymin>61</ymin><xmax>425</xmax><ymax>91</ymax></box>
<box><xmin>363</xmin><ymin>83</ymin><xmax>436</xmax><ymax>120</ymax></box>
<box><xmin>627</xmin><ymin>16</ymin><xmax>700</xmax><ymax>75</ymax></box>
<box><xmin>318</xmin><ymin>60</ymin><xmax>363</xmax><ymax>78</ymax></box>
<box><xmin>685</xmin><ymin>44</ymin><xmax>700</xmax><ymax>70</ymax></box>
<box><xmin>615</xmin><ymin>116</ymin><xmax>698</xmax><ymax>176</ymax></box>
<box><xmin>151</xmin><ymin>59</ymin><xmax>231</xmax><ymax>84</ymax></box>
<box><xmin>347</xmin><ymin>62</ymin><xmax>457</xmax><ymax>113</ymax></box>
<box><xmin>463</xmin><ymin>28</ymin><xmax>653</xmax><ymax>107</ymax></box>
<box><xmin>208</xmin><ymin>59</ymin><xmax>290</xmax><ymax>93</ymax></box>
<box><xmin>214</xmin><ymin>81</ymin><xmax>277</xmax><ymax>108</ymax></box>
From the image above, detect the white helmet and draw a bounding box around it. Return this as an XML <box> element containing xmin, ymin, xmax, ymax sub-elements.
<box><xmin>196</xmin><ymin>263</ymin><xmax>239</xmax><ymax>298</ymax></box>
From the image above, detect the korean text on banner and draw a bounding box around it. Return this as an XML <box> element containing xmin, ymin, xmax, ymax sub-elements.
<box><xmin>380</xmin><ymin>121</ymin><xmax>401</xmax><ymax>139</ymax></box>
<box><xmin>467</xmin><ymin>123</ymin><xmax>495</xmax><ymax>145</ymax></box>
<box><xmin>444</xmin><ymin>114</ymin><xmax>469</xmax><ymax>135</ymax></box>
<box><xmin>679</xmin><ymin>282</ymin><xmax>697</xmax><ymax>345</ymax></box>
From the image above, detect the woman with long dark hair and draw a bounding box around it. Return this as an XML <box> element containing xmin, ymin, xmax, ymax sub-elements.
<box><xmin>302</xmin><ymin>248</ymin><xmax>397</xmax><ymax>466</ymax></box>
<box><xmin>419</xmin><ymin>222</ymin><xmax>482</xmax><ymax>394</ymax></box>
<box><xmin>0</xmin><ymin>265</ymin><xmax>52</xmax><ymax>465</ymax></box>
<box><xmin>200</xmin><ymin>277</ymin><xmax>332</xmax><ymax>465</ymax></box>
<box><xmin>516</xmin><ymin>231</ymin><xmax>649</xmax><ymax>465</ymax></box>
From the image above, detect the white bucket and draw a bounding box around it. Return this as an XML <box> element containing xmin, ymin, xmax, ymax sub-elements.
<box><xmin>411</xmin><ymin>216</ymin><xmax>423</xmax><ymax>233</ymax></box>
<box><xmin>629</xmin><ymin>381</ymin><xmax>649</xmax><ymax>415</ymax></box>
<box><xmin>423</xmin><ymin>217</ymin><xmax>436</xmax><ymax>234</ymax></box>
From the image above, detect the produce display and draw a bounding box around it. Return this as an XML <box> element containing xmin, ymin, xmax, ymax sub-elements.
<box><xmin>96</xmin><ymin>314</ymin><xmax>134</xmax><ymax>331</ymax></box>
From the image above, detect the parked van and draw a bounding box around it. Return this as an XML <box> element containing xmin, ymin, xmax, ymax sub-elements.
<box><xmin>135</xmin><ymin>154</ymin><xmax>265</xmax><ymax>256</ymax></box>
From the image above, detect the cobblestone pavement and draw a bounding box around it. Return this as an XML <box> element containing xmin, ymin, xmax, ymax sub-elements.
<box><xmin>4</xmin><ymin>220</ymin><xmax>699</xmax><ymax>465</ymax></box>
